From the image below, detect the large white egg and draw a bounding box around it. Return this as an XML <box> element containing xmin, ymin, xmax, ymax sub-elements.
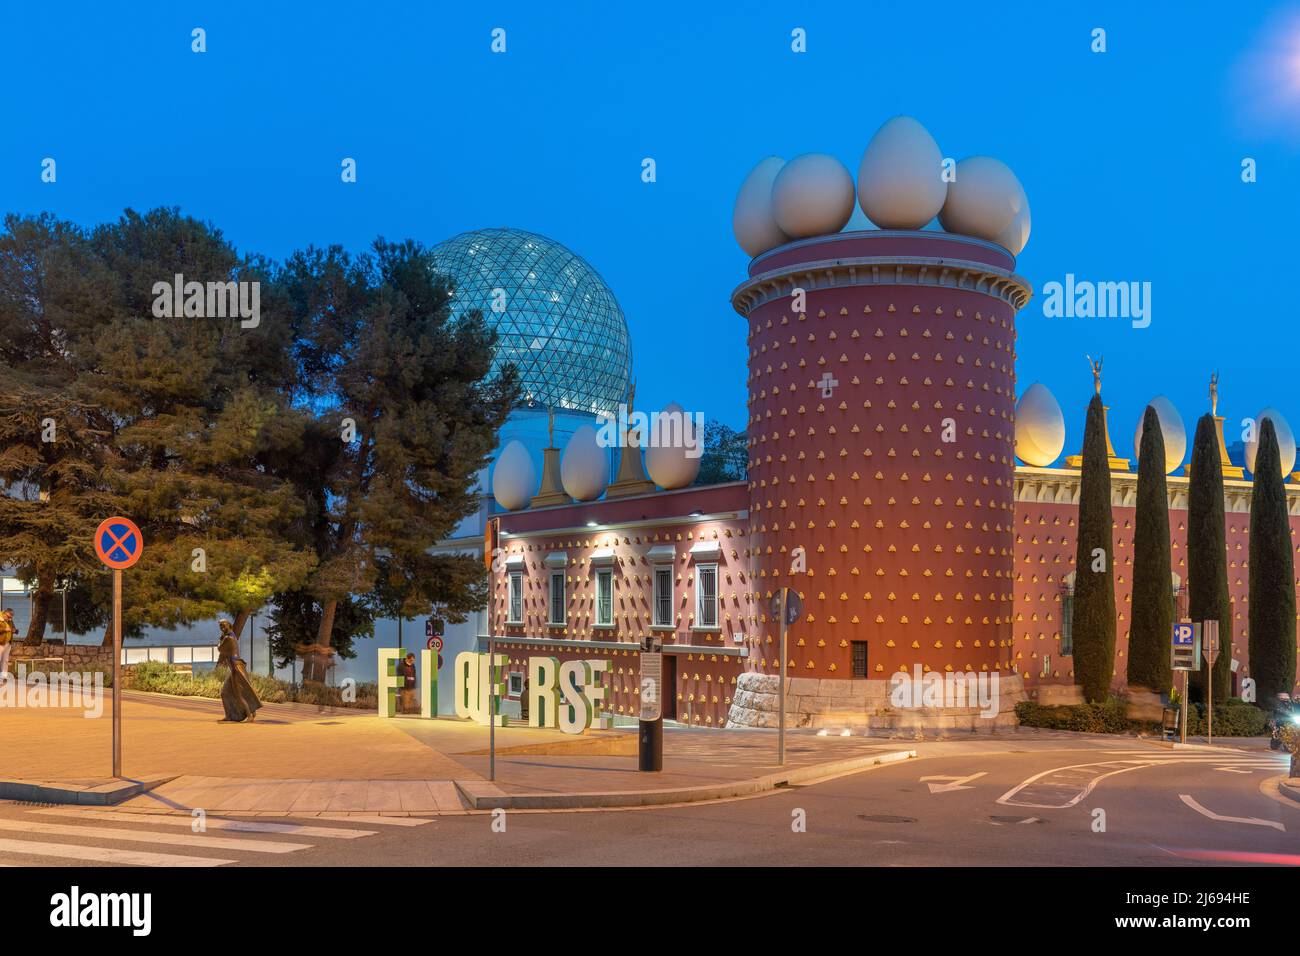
<box><xmin>645</xmin><ymin>402</ymin><xmax>703</xmax><ymax>490</ymax></box>
<box><xmin>492</xmin><ymin>440</ymin><xmax>537</xmax><ymax>511</ymax></box>
<box><xmin>1133</xmin><ymin>397</ymin><xmax>1187</xmax><ymax>474</ymax></box>
<box><xmin>561</xmin><ymin>423</ymin><xmax>609</xmax><ymax>501</ymax></box>
<box><xmin>1245</xmin><ymin>408</ymin><xmax>1297</xmax><ymax>476</ymax></box>
<box><xmin>770</xmin><ymin>153</ymin><xmax>855</xmax><ymax>239</ymax></box>
<box><xmin>1015</xmin><ymin>382</ymin><xmax>1065</xmax><ymax>467</ymax></box>
<box><xmin>856</xmin><ymin>116</ymin><xmax>948</xmax><ymax>230</ymax></box>
<box><xmin>939</xmin><ymin>156</ymin><xmax>1026</xmax><ymax>244</ymax></box>
<box><xmin>733</xmin><ymin>157</ymin><xmax>790</xmax><ymax>258</ymax></box>
<box><xmin>993</xmin><ymin>185</ymin><xmax>1031</xmax><ymax>256</ymax></box>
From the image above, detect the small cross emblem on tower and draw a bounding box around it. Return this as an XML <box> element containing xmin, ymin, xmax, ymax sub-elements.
<box><xmin>818</xmin><ymin>372</ymin><xmax>839</xmax><ymax>398</ymax></box>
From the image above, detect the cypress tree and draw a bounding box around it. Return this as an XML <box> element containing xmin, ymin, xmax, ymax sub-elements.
<box><xmin>1187</xmin><ymin>413</ymin><xmax>1233</xmax><ymax>703</ymax></box>
<box><xmin>1128</xmin><ymin>405</ymin><xmax>1173</xmax><ymax>692</ymax></box>
<box><xmin>1071</xmin><ymin>394</ymin><xmax>1117</xmax><ymax>702</ymax></box>
<box><xmin>1248</xmin><ymin>418</ymin><xmax>1296</xmax><ymax>702</ymax></box>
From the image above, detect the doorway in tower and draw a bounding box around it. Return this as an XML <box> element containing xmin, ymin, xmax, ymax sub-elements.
<box><xmin>662</xmin><ymin>653</ymin><xmax>678</xmax><ymax>721</ymax></box>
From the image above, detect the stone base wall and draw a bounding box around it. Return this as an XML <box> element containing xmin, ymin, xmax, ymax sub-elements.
<box><xmin>8</xmin><ymin>642</ymin><xmax>114</xmax><ymax>672</ymax></box>
<box><xmin>726</xmin><ymin>672</ymin><xmax>1026</xmax><ymax>734</ymax></box>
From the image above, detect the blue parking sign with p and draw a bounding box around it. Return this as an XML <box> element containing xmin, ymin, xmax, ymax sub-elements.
<box><xmin>1173</xmin><ymin>623</ymin><xmax>1194</xmax><ymax>647</ymax></box>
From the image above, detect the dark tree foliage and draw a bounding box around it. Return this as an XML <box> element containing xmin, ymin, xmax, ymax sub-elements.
<box><xmin>1071</xmin><ymin>394</ymin><xmax>1117</xmax><ymax>702</ymax></box>
<box><xmin>694</xmin><ymin>421</ymin><xmax>748</xmax><ymax>486</ymax></box>
<box><xmin>1248</xmin><ymin>418</ymin><xmax>1296</xmax><ymax>702</ymax></box>
<box><xmin>1128</xmin><ymin>405</ymin><xmax>1173</xmax><ymax>692</ymax></box>
<box><xmin>1187</xmin><ymin>413</ymin><xmax>1233</xmax><ymax>703</ymax></box>
<box><xmin>0</xmin><ymin>215</ymin><xmax>114</xmax><ymax>642</ymax></box>
<box><xmin>282</xmin><ymin>239</ymin><xmax>520</xmax><ymax>658</ymax></box>
<box><xmin>265</xmin><ymin>589</ymin><xmax>373</xmax><ymax>672</ymax></box>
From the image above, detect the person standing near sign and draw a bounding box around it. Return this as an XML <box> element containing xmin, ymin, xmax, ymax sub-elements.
<box><xmin>216</xmin><ymin>619</ymin><xmax>262</xmax><ymax>723</ymax></box>
<box><xmin>399</xmin><ymin>653</ymin><xmax>418</xmax><ymax>714</ymax></box>
<box><xmin>0</xmin><ymin>609</ymin><xmax>14</xmax><ymax>682</ymax></box>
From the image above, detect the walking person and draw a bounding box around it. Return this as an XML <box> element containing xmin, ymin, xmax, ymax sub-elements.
<box><xmin>399</xmin><ymin>652</ymin><xmax>418</xmax><ymax>714</ymax></box>
<box><xmin>0</xmin><ymin>609</ymin><xmax>14</xmax><ymax>683</ymax></box>
<box><xmin>216</xmin><ymin>618</ymin><xmax>262</xmax><ymax>723</ymax></box>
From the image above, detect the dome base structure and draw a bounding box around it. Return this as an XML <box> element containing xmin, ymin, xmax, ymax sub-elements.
<box><xmin>726</xmin><ymin>672</ymin><xmax>1024</xmax><ymax>732</ymax></box>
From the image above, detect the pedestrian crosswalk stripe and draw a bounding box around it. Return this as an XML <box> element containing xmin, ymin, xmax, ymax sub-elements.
<box><xmin>0</xmin><ymin>818</ymin><xmax>311</xmax><ymax>854</ymax></box>
<box><xmin>33</xmin><ymin>808</ymin><xmax>376</xmax><ymax>839</ymax></box>
<box><xmin>0</xmin><ymin>837</ymin><xmax>232</xmax><ymax>867</ymax></box>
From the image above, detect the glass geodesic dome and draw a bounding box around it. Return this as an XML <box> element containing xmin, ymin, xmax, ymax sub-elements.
<box><xmin>431</xmin><ymin>228</ymin><xmax>632</xmax><ymax>419</ymax></box>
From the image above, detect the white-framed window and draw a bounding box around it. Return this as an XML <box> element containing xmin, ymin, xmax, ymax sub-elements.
<box><xmin>507</xmin><ymin>572</ymin><xmax>523</xmax><ymax>625</ymax></box>
<box><xmin>595</xmin><ymin>568</ymin><xmax>614</xmax><ymax>627</ymax></box>
<box><xmin>653</xmin><ymin>566</ymin><xmax>674</xmax><ymax>628</ymax></box>
<box><xmin>548</xmin><ymin>570</ymin><xmax>566</xmax><ymax>626</ymax></box>
<box><xmin>694</xmin><ymin>563</ymin><xmax>718</xmax><ymax>629</ymax></box>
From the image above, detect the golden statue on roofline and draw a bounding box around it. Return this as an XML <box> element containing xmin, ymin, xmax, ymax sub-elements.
<box><xmin>1086</xmin><ymin>355</ymin><xmax>1102</xmax><ymax>396</ymax></box>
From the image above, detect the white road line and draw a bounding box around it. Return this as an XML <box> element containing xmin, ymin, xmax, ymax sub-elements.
<box><xmin>1179</xmin><ymin>794</ymin><xmax>1286</xmax><ymax>831</ymax></box>
<box><xmin>921</xmin><ymin>772</ymin><xmax>988</xmax><ymax>793</ymax></box>
<box><xmin>32</xmin><ymin>809</ymin><xmax>376</xmax><ymax>839</ymax></box>
<box><xmin>0</xmin><ymin>818</ymin><xmax>311</xmax><ymax>854</ymax></box>
<box><xmin>0</xmin><ymin>837</ymin><xmax>232</xmax><ymax>867</ymax></box>
<box><xmin>1215</xmin><ymin>767</ymin><xmax>1255</xmax><ymax>774</ymax></box>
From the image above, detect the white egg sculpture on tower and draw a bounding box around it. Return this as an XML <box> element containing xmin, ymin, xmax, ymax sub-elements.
<box><xmin>939</xmin><ymin>156</ymin><xmax>1027</xmax><ymax>246</ymax></box>
<box><xmin>770</xmin><ymin>153</ymin><xmax>855</xmax><ymax>238</ymax></box>
<box><xmin>1244</xmin><ymin>408</ymin><xmax>1297</xmax><ymax>476</ymax></box>
<box><xmin>732</xmin><ymin>157</ymin><xmax>790</xmax><ymax>257</ymax></box>
<box><xmin>492</xmin><ymin>439</ymin><xmax>537</xmax><ymax>511</ymax></box>
<box><xmin>645</xmin><ymin>402</ymin><xmax>703</xmax><ymax>490</ymax></box>
<box><xmin>1015</xmin><ymin>382</ymin><xmax>1066</xmax><ymax>467</ymax></box>
<box><xmin>856</xmin><ymin>116</ymin><xmax>948</xmax><ymax>230</ymax></box>
<box><xmin>1133</xmin><ymin>396</ymin><xmax>1187</xmax><ymax>475</ymax></box>
<box><xmin>561</xmin><ymin>423</ymin><xmax>610</xmax><ymax>501</ymax></box>
<box><xmin>992</xmin><ymin>182</ymin><xmax>1031</xmax><ymax>256</ymax></box>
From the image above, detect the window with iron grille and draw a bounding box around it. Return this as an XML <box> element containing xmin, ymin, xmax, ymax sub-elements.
<box><xmin>548</xmin><ymin>571</ymin><xmax>566</xmax><ymax>626</ymax></box>
<box><xmin>507</xmin><ymin>572</ymin><xmax>523</xmax><ymax>624</ymax></box>
<box><xmin>851</xmin><ymin>641</ymin><xmax>868</xmax><ymax>678</ymax></box>
<box><xmin>695</xmin><ymin>564</ymin><xmax>718</xmax><ymax>629</ymax></box>
<box><xmin>653</xmin><ymin>566</ymin><xmax>673</xmax><ymax>628</ymax></box>
<box><xmin>595</xmin><ymin>568</ymin><xmax>614</xmax><ymax>627</ymax></box>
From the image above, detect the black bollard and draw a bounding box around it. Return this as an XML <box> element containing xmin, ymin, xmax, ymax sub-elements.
<box><xmin>639</xmin><ymin>716</ymin><xmax>663</xmax><ymax>772</ymax></box>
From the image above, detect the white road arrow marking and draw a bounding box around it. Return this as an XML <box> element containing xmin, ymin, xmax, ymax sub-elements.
<box><xmin>1215</xmin><ymin>767</ymin><xmax>1254</xmax><ymax>774</ymax></box>
<box><xmin>921</xmin><ymin>771</ymin><xmax>988</xmax><ymax>794</ymax></box>
<box><xmin>1179</xmin><ymin>794</ymin><xmax>1286</xmax><ymax>831</ymax></box>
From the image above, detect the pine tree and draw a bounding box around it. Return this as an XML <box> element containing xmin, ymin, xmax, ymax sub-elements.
<box><xmin>283</xmin><ymin>239</ymin><xmax>519</xmax><ymax>678</ymax></box>
<box><xmin>1187</xmin><ymin>413</ymin><xmax>1233</xmax><ymax>703</ymax></box>
<box><xmin>1071</xmin><ymin>394</ymin><xmax>1117</xmax><ymax>702</ymax></box>
<box><xmin>1248</xmin><ymin>417</ymin><xmax>1296</xmax><ymax>702</ymax></box>
<box><xmin>0</xmin><ymin>214</ymin><xmax>115</xmax><ymax>642</ymax></box>
<box><xmin>78</xmin><ymin>209</ymin><xmax>316</xmax><ymax>642</ymax></box>
<box><xmin>1128</xmin><ymin>405</ymin><xmax>1173</xmax><ymax>692</ymax></box>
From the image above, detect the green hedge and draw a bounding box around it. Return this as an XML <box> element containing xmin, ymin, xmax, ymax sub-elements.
<box><xmin>1015</xmin><ymin>698</ymin><xmax>1270</xmax><ymax>737</ymax></box>
<box><xmin>124</xmin><ymin>660</ymin><xmax>377</xmax><ymax>710</ymax></box>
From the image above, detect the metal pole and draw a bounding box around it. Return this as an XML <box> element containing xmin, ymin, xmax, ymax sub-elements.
<box><xmin>112</xmin><ymin>569</ymin><xmax>122</xmax><ymax>778</ymax></box>
<box><xmin>488</xmin><ymin>633</ymin><xmax>496</xmax><ymax>781</ymax></box>
<box><xmin>1207</xmin><ymin>663</ymin><xmax>1213</xmax><ymax>746</ymax></box>
<box><xmin>1180</xmin><ymin>670</ymin><xmax>1188</xmax><ymax>745</ymax></box>
<box><xmin>778</xmin><ymin>589</ymin><xmax>787</xmax><ymax>767</ymax></box>
<box><xmin>62</xmin><ymin>590</ymin><xmax>67</xmax><ymax>644</ymax></box>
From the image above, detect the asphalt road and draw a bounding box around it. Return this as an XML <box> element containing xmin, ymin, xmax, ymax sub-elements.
<box><xmin>0</xmin><ymin>738</ymin><xmax>1295</xmax><ymax>867</ymax></box>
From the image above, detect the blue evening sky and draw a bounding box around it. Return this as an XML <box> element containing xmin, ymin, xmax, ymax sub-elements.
<box><xmin>2</xmin><ymin>0</ymin><xmax>1295</xmax><ymax>461</ymax></box>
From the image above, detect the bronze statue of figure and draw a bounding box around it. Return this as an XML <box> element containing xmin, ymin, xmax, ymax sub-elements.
<box><xmin>1086</xmin><ymin>355</ymin><xmax>1103</xmax><ymax>396</ymax></box>
<box><xmin>217</xmin><ymin>619</ymin><xmax>262</xmax><ymax>723</ymax></box>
